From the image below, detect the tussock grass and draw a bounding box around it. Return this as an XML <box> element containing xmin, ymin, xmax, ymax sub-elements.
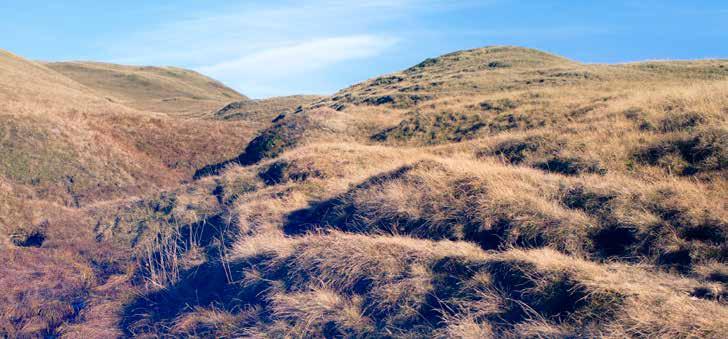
<box><xmin>284</xmin><ymin>158</ymin><xmax>589</xmax><ymax>254</ymax></box>
<box><xmin>3</xmin><ymin>46</ymin><xmax>728</xmax><ymax>337</ymax></box>
<box><xmin>483</xmin><ymin>134</ymin><xmax>607</xmax><ymax>175</ymax></box>
<box><xmin>634</xmin><ymin>127</ymin><xmax>727</xmax><ymax>176</ymax></box>
<box><xmin>123</xmin><ymin>232</ymin><xmax>724</xmax><ymax>337</ymax></box>
<box><xmin>213</xmin><ymin>95</ymin><xmax>324</xmax><ymax>122</ymax></box>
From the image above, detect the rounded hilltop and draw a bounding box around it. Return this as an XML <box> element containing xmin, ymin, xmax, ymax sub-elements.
<box><xmin>406</xmin><ymin>45</ymin><xmax>580</xmax><ymax>73</ymax></box>
<box><xmin>324</xmin><ymin>46</ymin><xmax>589</xmax><ymax>113</ymax></box>
<box><xmin>45</xmin><ymin>61</ymin><xmax>247</xmax><ymax>115</ymax></box>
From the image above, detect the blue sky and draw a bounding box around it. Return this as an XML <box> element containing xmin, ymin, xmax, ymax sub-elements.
<box><xmin>1</xmin><ymin>1</ymin><xmax>727</xmax><ymax>98</ymax></box>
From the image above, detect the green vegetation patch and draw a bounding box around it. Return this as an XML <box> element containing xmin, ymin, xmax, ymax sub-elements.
<box><xmin>238</xmin><ymin>114</ymin><xmax>313</xmax><ymax>165</ymax></box>
<box><xmin>372</xmin><ymin>112</ymin><xmax>489</xmax><ymax>144</ymax></box>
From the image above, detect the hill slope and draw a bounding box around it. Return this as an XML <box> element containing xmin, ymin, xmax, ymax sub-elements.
<box><xmin>213</xmin><ymin>95</ymin><xmax>324</xmax><ymax>122</ymax></box>
<box><xmin>46</xmin><ymin>61</ymin><xmax>246</xmax><ymax>115</ymax></box>
<box><xmin>0</xmin><ymin>49</ymin><xmax>258</xmax><ymax>242</ymax></box>
<box><xmin>2</xmin><ymin>46</ymin><xmax>727</xmax><ymax>338</ymax></box>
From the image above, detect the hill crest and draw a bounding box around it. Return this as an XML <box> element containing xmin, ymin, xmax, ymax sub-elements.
<box><xmin>45</xmin><ymin>60</ymin><xmax>246</xmax><ymax>115</ymax></box>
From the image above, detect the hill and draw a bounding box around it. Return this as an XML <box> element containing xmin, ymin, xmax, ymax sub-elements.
<box><xmin>213</xmin><ymin>95</ymin><xmax>324</xmax><ymax>122</ymax></box>
<box><xmin>45</xmin><ymin>61</ymin><xmax>246</xmax><ymax>116</ymax></box>
<box><xmin>1</xmin><ymin>46</ymin><xmax>727</xmax><ymax>337</ymax></box>
<box><xmin>0</xmin><ymin>49</ymin><xmax>259</xmax><ymax>246</ymax></box>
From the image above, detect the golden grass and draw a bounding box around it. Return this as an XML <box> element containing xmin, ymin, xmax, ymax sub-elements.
<box><xmin>213</xmin><ymin>95</ymin><xmax>324</xmax><ymax>122</ymax></box>
<box><xmin>1</xmin><ymin>46</ymin><xmax>727</xmax><ymax>337</ymax></box>
<box><xmin>0</xmin><ymin>50</ymin><xmax>260</xmax><ymax>233</ymax></box>
<box><xmin>224</xmin><ymin>232</ymin><xmax>727</xmax><ymax>337</ymax></box>
<box><xmin>46</xmin><ymin>61</ymin><xmax>246</xmax><ymax>116</ymax></box>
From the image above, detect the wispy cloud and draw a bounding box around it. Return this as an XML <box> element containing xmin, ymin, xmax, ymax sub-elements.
<box><xmin>108</xmin><ymin>1</ymin><xmax>431</xmax><ymax>64</ymax></box>
<box><xmin>199</xmin><ymin>35</ymin><xmax>398</xmax><ymax>79</ymax></box>
<box><xmin>198</xmin><ymin>35</ymin><xmax>398</xmax><ymax>96</ymax></box>
<box><xmin>105</xmin><ymin>1</ymin><xmax>477</xmax><ymax>97</ymax></box>
<box><xmin>104</xmin><ymin>1</ymin><xmax>615</xmax><ymax>97</ymax></box>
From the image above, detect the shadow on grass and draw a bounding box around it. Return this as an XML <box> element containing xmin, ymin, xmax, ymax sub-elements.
<box><xmin>120</xmin><ymin>213</ymin><xmax>252</xmax><ymax>336</ymax></box>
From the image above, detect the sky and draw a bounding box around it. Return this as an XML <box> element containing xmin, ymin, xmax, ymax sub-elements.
<box><xmin>1</xmin><ymin>1</ymin><xmax>727</xmax><ymax>98</ymax></box>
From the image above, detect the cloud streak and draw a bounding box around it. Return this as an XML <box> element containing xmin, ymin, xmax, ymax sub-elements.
<box><xmin>109</xmin><ymin>1</ymin><xmax>425</xmax><ymax>64</ymax></box>
<box><xmin>102</xmin><ymin>1</ymin><xmax>513</xmax><ymax>97</ymax></box>
<box><xmin>198</xmin><ymin>35</ymin><xmax>399</xmax><ymax>97</ymax></box>
<box><xmin>199</xmin><ymin>35</ymin><xmax>399</xmax><ymax>79</ymax></box>
<box><xmin>107</xmin><ymin>1</ymin><xmax>446</xmax><ymax>97</ymax></box>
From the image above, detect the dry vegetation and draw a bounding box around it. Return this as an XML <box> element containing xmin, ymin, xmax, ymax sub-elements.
<box><xmin>1</xmin><ymin>46</ymin><xmax>728</xmax><ymax>338</ymax></box>
<box><xmin>45</xmin><ymin>61</ymin><xmax>247</xmax><ymax>116</ymax></box>
<box><xmin>213</xmin><ymin>95</ymin><xmax>324</xmax><ymax>122</ymax></box>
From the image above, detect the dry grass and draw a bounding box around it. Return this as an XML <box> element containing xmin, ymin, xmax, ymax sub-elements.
<box><xmin>150</xmin><ymin>232</ymin><xmax>724</xmax><ymax>337</ymax></box>
<box><xmin>0</xmin><ymin>49</ymin><xmax>259</xmax><ymax>233</ymax></box>
<box><xmin>46</xmin><ymin>61</ymin><xmax>246</xmax><ymax>116</ymax></box>
<box><xmin>0</xmin><ymin>247</ymin><xmax>95</xmax><ymax>337</ymax></box>
<box><xmin>213</xmin><ymin>95</ymin><xmax>324</xmax><ymax>122</ymax></box>
<box><xmin>2</xmin><ymin>46</ymin><xmax>728</xmax><ymax>337</ymax></box>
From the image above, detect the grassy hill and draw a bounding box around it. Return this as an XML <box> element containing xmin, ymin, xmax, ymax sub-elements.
<box><xmin>213</xmin><ymin>95</ymin><xmax>324</xmax><ymax>122</ymax></box>
<box><xmin>45</xmin><ymin>61</ymin><xmax>247</xmax><ymax>116</ymax></box>
<box><xmin>0</xmin><ymin>49</ymin><xmax>259</xmax><ymax>247</ymax></box>
<box><xmin>1</xmin><ymin>46</ymin><xmax>727</xmax><ymax>337</ymax></box>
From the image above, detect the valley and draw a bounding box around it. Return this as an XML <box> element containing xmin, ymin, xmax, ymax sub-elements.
<box><xmin>1</xmin><ymin>46</ymin><xmax>727</xmax><ymax>338</ymax></box>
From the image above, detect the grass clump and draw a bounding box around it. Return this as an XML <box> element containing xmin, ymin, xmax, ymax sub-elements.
<box><xmin>362</xmin><ymin>93</ymin><xmax>434</xmax><ymax>108</ymax></box>
<box><xmin>258</xmin><ymin>159</ymin><xmax>325</xmax><ymax>186</ymax></box>
<box><xmin>634</xmin><ymin>127</ymin><xmax>727</xmax><ymax>176</ymax></box>
<box><xmin>479</xmin><ymin>98</ymin><xmax>519</xmax><ymax>112</ymax></box>
<box><xmin>483</xmin><ymin>134</ymin><xmax>607</xmax><ymax>175</ymax></box>
<box><xmin>484</xmin><ymin>259</ymin><xmax>623</xmax><ymax>326</ymax></box>
<box><xmin>238</xmin><ymin>114</ymin><xmax>313</xmax><ymax>165</ymax></box>
<box><xmin>535</xmin><ymin>156</ymin><xmax>607</xmax><ymax>176</ymax></box>
<box><xmin>372</xmin><ymin>112</ymin><xmax>488</xmax><ymax>144</ymax></box>
<box><xmin>126</xmin><ymin>233</ymin><xmax>660</xmax><ymax>337</ymax></box>
<box><xmin>659</xmin><ymin>111</ymin><xmax>708</xmax><ymax>132</ymax></box>
<box><xmin>561</xmin><ymin>183</ymin><xmax>728</xmax><ymax>271</ymax></box>
<box><xmin>285</xmin><ymin>160</ymin><xmax>589</xmax><ymax>254</ymax></box>
<box><xmin>370</xmin><ymin>109</ymin><xmax>540</xmax><ymax>145</ymax></box>
<box><xmin>486</xmin><ymin>135</ymin><xmax>563</xmax><ymax>164</ymax></box>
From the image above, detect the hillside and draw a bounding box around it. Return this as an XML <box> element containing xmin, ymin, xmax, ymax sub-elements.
<box><xmin>2</xmin><ymin>46</ymin><xmax>728</xmax><ymax>338</ymax></box>
<box><xmin>0</xmin><ymin>49</ymin><xmax>259</xmax><ymax>247</ymax></box>
<box><xmin>46</xmin><ymin>61</ymin><xmax>247</xmax><ymax>116</ymax></box>
<box><xmin>213</xmin><ymin>95</ymin><xmax>324</xmax><ymax>123</ymax></box>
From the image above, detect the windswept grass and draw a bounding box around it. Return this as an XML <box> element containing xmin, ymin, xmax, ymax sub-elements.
<box><xmin>2</xmin><ymin>46</ymin><xmax>728</xmax><ymax>337</ymax></box>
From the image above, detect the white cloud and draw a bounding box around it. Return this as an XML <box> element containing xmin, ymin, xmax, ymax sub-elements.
<box><xmin>198</xmin><ymin>35</ymin><xmax>398</xmax><ymax>79</ymax></box>
<box><xmin>108</xmin><ymin>1</ymin><xmax>417</xmax><ymax>65</ymax></box>
<box><xmin>104</xmin><ymin>1</ymin><xmax>491</xmax><ymax>97</ymax></box>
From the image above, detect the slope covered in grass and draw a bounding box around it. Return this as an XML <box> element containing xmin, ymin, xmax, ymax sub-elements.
<box><xmin>0</xmin><ymin>49</ymin><xmax>259</xmax><ymax>246</ymax></box>
<box><xmin>2</xmin><ymin>46</ymin><xmax>728</xmax><ymax>337</ymax></box>
<box><xmin>46</xmin><ymin>61</ymin><xmax>247</xmax><ymax>116</ymax></box>
<box><xmin>213</xmin><ymin>95</ymin><xmax>324</xmax><ymax>122</ymax></box>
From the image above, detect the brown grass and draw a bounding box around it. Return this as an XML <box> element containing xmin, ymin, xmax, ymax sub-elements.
<box><xmin>213</xmin><ymin>95</ymin><xmax>324</xmax><ymax>122</ymax></box>
<box><xmin>2</xmin><ymin>46</ymin><xmax>728</xmax><ymax>337</ymax></box>
<box><xmin>45</xmin><ymin>61</ymin><xmax>246</xmax><ymax>116</ymax></box>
